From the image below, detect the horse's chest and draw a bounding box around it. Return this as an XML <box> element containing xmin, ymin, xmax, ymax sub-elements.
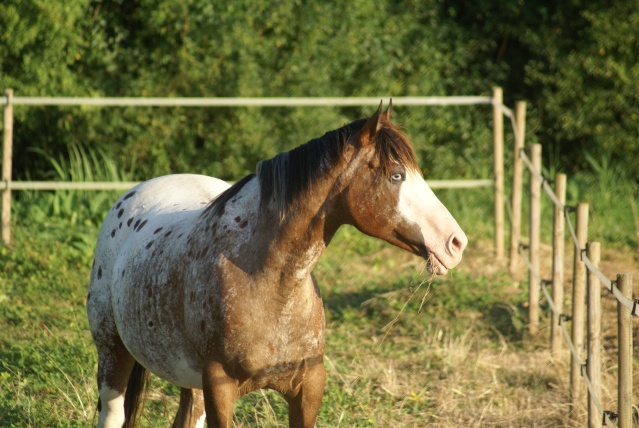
<box><xmin>218</xmin><ymin>281</ymin><xmax>325</xmax><ymax>385</ymax></box>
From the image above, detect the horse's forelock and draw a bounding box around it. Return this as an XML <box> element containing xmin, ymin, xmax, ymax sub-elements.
<box><xmin>374</xmin><ymin>120</ymin><xmax>420</xmax><ymax>177</ymax></box>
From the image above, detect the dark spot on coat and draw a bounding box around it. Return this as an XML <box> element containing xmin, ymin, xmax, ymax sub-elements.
<box><xmin>117</xmin><ymin>208</ymin><xmax>124</xmax><ymax>218</ymax></box>
<box><xmin>234</xmin><ymin>216</ymin><xmax>241</xmax><ymax>223</ymax></box>
<box><xmin>87</xmin><ymin>291</ymin><xmax>91</xmax><ymax>301</ymax></box>
<box><xmin>147</xmin><ymin>320</ymin><xmax>154</xmax><ymax>328</ymax></box>
<box><xmin>92</xmin><ymin>259</ymin><xmax>95</xmax><ymax>269</ymax></box>
<box><xmin>137</xmin><ymin>219</ymin><xmax>148</xmax><ymax>231</ymax></box>
<box><xmin>123</xmin><ymin>191</ymin><xmax>136</xmax><ymax>200</ymax></box>
<box><xmin>97</xmin><ymin>266</ymin><xmax>102</xmax><ymax>279</ymax></box>
<box><xmin>111</xmin><ymin>229</ymin><xmax>116</xmax><ymax>238</ymax></box>
<box><xmin>134</xmin><ymin>219</ymin><xmax>141</xmax><ymax>230</ymax></box>
<box><xmin>127</xmin><ymin>217</ymin><xmax>134</xmax><ymax>227</ymax></box>
<box><xmin>164</xmin><ymin>230</ymin><xmax>172</xmax><ymax>238</ymax></box>
<box><xmin>119</xmin><ymin>222</ymin><xmax>122</xmax><ymax>229</ymax></box>
<box><xmin>240</xmin><ymin>220</ymin><xmax>248</xmax><ymax>229</ymax></box>
<box><xmin>177</xmin><ymin>233</ymin><xmax>184</xmax><ymax>239</ymax></box>
<box><xmin>122</xmin><ymin>269</ymin><xmax>126</xmax><ymax>277</ymax></box>
<box><xmin>154</xmin><ymin>227</ymin><xmax>163</xmax><ymax>234</ymax></box>
<box><xmin>146</xmin><ymin>241</ymin><xmax>154</xmax><ymax>249</ymax></box>
<box><xmin>116</xmin><ymin>201</ymin><xmax>122</xmax><ymax>209</ymax></box>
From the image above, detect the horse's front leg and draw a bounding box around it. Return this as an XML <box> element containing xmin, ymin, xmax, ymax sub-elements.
<box><xmin>202</xmin><ymin>361</ymin><xmax>239</xmax><ymax>428</ymax></box>
<box><xmin>172</xmin><ymin>388</ymin><xmax>205</xmax><ymax>428</ymax></box>
<box><xmin>284</xmin><ymin>360</ymin><xmax>326</xmax><ymax>428</ymax></box>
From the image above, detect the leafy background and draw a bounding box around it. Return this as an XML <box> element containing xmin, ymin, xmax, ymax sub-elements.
<box><xmin>1</xmin><ymin>0</ymin><xmax>638</xmax><ymax>184</ymax></box>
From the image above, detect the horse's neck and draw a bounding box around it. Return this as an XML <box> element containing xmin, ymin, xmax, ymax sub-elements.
<box><xmin>256</xmin><ymin>186</ymin><xmax>336</xmax><ymax>287</ymax></box>
<box><xmin>201</xmin><ymin>174</ymin><xmax>340</xmax><ymax>290</ymax></box>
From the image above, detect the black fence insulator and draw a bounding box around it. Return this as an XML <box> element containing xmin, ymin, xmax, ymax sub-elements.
<box><xmin>603</xmin><ymin>410</ymin><xmax>618</xmax><ymax>423</ymax></box>
<box><xmin>564</xmin><ymin>205</ymin><xmax>577</xmax><ymax>213</ymax></box>
<box><xmin>541</xmin><ymin>279</ymin><xmax>553</xmax><ymax>287</ymax></box>
<box><xmin>559</xmin><ymin>314</ymin><xmax>572</xmax><ymax>324</ymax></box>
<box><xmin>580</xmin><ymin>363</ymin><xmax>587</xmax><ymax>377</ymax></box>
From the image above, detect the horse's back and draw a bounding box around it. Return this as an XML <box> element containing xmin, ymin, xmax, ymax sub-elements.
<box><xmin>90</xmin><ymin>173</ymin><xmax>230</xmax><ymax>284</ymax></box>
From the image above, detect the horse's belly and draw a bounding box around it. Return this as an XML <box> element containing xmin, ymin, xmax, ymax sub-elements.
<box><xmin>116</xmin><ymin>312</ymin><xmax>205</xmax><ymax>389</ymax></box>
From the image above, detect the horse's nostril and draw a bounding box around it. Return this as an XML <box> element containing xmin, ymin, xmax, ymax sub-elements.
<box><xmin>449</xmin><ymin>233</ymin><xmax>467</xmax><ymax>254</ymax></box>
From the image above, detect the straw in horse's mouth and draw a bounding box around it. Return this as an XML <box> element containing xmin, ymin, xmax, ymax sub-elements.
<box><xmin>418</xmin><ymin>246</ymin><xmax>448</xmax><ymax>275</ymax></box>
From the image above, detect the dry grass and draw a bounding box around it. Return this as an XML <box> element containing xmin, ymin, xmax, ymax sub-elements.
<box><xmin>1</xmin><ymin>223</ymin><xmax>637</xmax><ymax>427</ymax></box>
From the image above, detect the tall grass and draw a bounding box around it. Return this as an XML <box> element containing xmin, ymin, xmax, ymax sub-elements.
<box><xmin>14</xmin><ymin>144</ymin><xmax>135</xmax><ymax>262</ymax></box>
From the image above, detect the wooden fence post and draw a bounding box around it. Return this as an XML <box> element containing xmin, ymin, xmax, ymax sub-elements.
<box><xmin>509</xmin><ymin>101</ymin><xmax>526</xmax><ymax>273</ymax></box>
<box><xmin>492</xmin><ymin>87</ymin><xmax>504</xmax><ymax>261</ymax></box>
<box><xmin>586</xmin><ymin>242</ymin><xmax>601</xmax><ymax>428</ymax></box>
<box><xmin>570</xmin><ymin>202</ymin><xmax>589</xmax><ymax>415</ymax></box>
<box><xmin>2</xmin><ymin>89</ymin><xmax>13</xmax><ymax>245</ymax></box>
<box><xmin>551</xmin><ymin>173</ymin><xmax>567</xmax><ymax>354</ymax></box>
<box><xmin>617</xmin><ymin>273</ymin><xmax>633</xmax><ymax>428</ymax></box>
<box><xmin>528</xmin><ymin>143</ymin><xmax>542</xmax><ymax>335</ymax></box>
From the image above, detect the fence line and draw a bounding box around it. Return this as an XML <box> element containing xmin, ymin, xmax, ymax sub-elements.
<box><xmin>1</xmin><ymin>90</ymin><xmax>501</xmax><ymax>246</ymax></box>
<box><xmin>0</xmin><ymin>179</ymin><xmax>494</xmax><ymax>192</ymax></box>
<box><xmin>519</xmin><ymin>148</ymin><xmax>639</xmax><ymax>316</ymax></box>
<box><xmin>520</xmin><ymin>245</ymin><xmax>616</xmax><ymax>427</ymax></box>
<box><xmin>515</xmin><ymin>142</ymin><xmax>637</xmax><ymax>427</ymax></box>
<box><xmin>2</xmin><ymin>95</ymin><xmax>493</xmax><ymax>107</ymax></box>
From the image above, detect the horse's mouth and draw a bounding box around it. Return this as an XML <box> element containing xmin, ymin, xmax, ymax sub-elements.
<box><xmin>393</xmin><ymin>229</ymin><xmax>450</xmax><ymax>275</ymax></box>
<box><xmin>418</xmin><ymin>246</ymin><xmax>448</xmax><ymax>275</ymax></box>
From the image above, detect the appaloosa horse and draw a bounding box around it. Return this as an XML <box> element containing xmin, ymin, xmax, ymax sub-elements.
<box><xmin>87</xmin><ymin>102</ymin><xmax>467</xmax><ymax>428</ymax></box>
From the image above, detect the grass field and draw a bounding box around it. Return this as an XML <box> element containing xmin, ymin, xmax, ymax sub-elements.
<box><xmin>0</xmin><ymin>178</ymin><xmax>637</xmax><ymax>426</ymax></box>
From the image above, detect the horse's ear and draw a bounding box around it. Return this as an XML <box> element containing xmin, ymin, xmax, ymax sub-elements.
<box><xmin>382</xmin><ymin>98</ymin><xmax>392</xmax><ymax>121</ymax></box>
<box><xmin>359</xmin><ymin>100</ymin><xmax>383</xmax><ymax>146</ymax></box>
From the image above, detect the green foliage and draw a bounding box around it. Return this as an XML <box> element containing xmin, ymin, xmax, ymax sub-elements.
<box><xmin>14</xmin><ymin>143</ymin><xmax>131</xmax><ymax>263</ymax></box>
<box><xmin>526</xmin><ymin>1</ymin><xmax>639</xmax><ymax>174</ymax></box>
<box><xmin>2</xmin><ymin>0</ymin><xmax>495</xmax><ymax>182</ymax></box>
<box><xmin>3</xmin><ymin>0</ymin><xmax>636</xmax><ymax>186</ymax></box>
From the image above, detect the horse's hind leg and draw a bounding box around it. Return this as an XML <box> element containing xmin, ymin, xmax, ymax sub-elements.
<box><xmin>95</xmin><ymin>332</ymin><xmax>136</xmax><ymax>428</ymax></box>
<box><xmin>172</xmin><ymin>388</ymin><xmax>205</xmax><ymax>428</ymax></box>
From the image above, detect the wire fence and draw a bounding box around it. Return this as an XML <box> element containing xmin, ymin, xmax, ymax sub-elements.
<box><xmin>517</xmin><ymin>137</ymin><xmax>639</xmax><ymax>319</ymax></box>
<box><xmin>498</xmin><ymin>99</ymin><xmax>637</xmax><ymax>427</ymax></box>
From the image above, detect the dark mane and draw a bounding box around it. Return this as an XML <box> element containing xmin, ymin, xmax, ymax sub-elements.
<box><xmin>202</xmin><ymin>174</ymin><xmax>255</xmax><ymax>218</ymax></box>
<box><xmin>204</xmin><ymin>118</ymin><xmax>419</xmax><ymax>220</ymax></box>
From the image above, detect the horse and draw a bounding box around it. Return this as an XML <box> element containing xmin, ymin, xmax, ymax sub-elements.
<box><xmin>87</xmin><ymin>101</ymin><xmax>468</xmax><ymax>428</ymax></box>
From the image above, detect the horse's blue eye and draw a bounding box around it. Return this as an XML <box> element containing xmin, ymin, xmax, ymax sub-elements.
<box><xmin>391</xmin><ymin>172</ymin><xmax>404</xmax><ymax>182</ymax></box>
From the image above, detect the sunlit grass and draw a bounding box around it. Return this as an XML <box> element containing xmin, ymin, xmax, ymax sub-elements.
<box><xmin>0</xmin><ymin>145</ymin><xmax>636</xmax><ymax>426</ymax></box>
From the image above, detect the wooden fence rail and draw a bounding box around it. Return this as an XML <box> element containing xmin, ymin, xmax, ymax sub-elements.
<box><xmin>1</xmin><ymin>89</ymin><xmax>504</xmax><ymax>247</ymax></box>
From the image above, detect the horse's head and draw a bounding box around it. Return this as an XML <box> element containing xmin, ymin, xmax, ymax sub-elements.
<box><xmin>339</xmin><ymin>102</ymin><xmax>467</xmax><ymax>274</ymax></box>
